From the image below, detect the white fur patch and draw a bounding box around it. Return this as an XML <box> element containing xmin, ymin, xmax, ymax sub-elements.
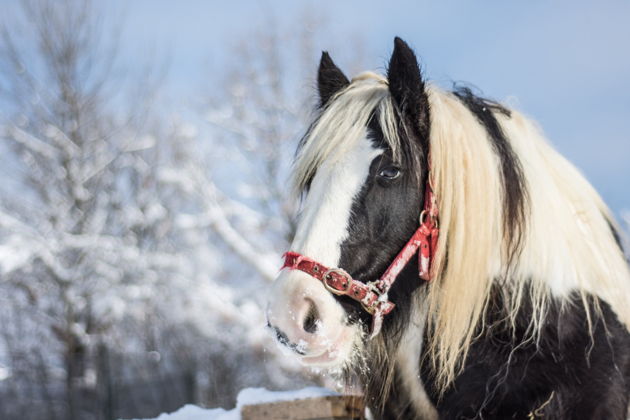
<box><xmin>395</xmin><ymin>291</ymin><xmax>438</xmax><ymax>420</ymax></box>
<box><xmin>291</xmin><ymin>134</ymin><xmax>382</xmax><ymax>266</ymax></box>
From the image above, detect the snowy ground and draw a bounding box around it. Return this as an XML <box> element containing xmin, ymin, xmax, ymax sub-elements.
<box><xmin>126</xmin><ymin>387</ymin><xmax>340</xmax><ymax>420</ymax></box>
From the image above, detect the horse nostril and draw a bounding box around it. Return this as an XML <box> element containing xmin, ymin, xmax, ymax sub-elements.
<box><xmin>302</xmin><ymin>299</ymin><xmax>320</xmax><ymax>334</ymax></box>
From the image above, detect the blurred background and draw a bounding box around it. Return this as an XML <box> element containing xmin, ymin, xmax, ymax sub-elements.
<box><xmin>0</xmin><ymin>0</ymin><xmax>628</xmax><ymax>419</ymax></box>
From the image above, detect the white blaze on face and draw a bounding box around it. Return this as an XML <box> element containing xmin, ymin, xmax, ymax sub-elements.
<box><xmin>292</xmin><ymin>137</ymin><xmax>383</xmax><ymax>265</ymax></box>
<box><xmin>267</xmin><ymin>134</ymin><xmax>382</xmax><ymax>367</ymax></box>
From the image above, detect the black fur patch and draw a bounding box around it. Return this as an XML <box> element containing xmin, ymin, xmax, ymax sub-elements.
<box><xmin>317</xmin><ymin>51</ymin><xmax>350</xmax><ymax>108</ymax></box>
<box><xmin>454</xmin><ymin>87</ymin><xmax>528</xmax><ymax>265</ymax></box>
<box><xmin>419</xmin><ymin>287</ymin><xmax>630</xmax><ymax>419</ymax></box>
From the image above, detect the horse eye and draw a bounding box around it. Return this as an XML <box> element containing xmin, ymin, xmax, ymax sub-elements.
<box><xmin>378</xmin><ymin>166</ymin><xmax>401</xmax><ymax>180</ymax></box>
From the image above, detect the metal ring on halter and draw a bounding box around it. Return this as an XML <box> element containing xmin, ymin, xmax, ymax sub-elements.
<box><xmin>419</xmin><ymin>209</ymin><xmax>438</xmax><ymax>228</ymax></box>
<box><xmin>322</xmin><ymin>268</ymin><xmax>351</xmax><ymax>295</ymax></box>
<box><xmin>419</xmin><ymin>210</ymin><xmax>427</xmax><ymax>225</ymax></box>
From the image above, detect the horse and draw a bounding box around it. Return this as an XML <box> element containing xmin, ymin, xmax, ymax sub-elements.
<box><xmin>266</xmin><ymin>37</ymin><xmax>630</xmax><ymax>419</ymax></box>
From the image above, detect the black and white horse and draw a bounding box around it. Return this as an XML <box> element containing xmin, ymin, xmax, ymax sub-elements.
<box><xmin>266</xmin><ymin>38</ymin><xmax>630</xmax><ymax>419</ymax></box>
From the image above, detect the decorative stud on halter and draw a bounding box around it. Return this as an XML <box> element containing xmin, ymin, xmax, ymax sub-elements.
<box><xmin>282</xmin><ymin>166</ymin><xmax>439</xmax><ymax>338</ymax></box>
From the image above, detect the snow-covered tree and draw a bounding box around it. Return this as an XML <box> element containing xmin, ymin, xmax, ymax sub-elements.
<box><xmin>0</xmin><ymin>1</ymin><xmax>366</xmax><ymax>419</ymax></box>
<box><xmin>0</xmin><ymin>1</ymin><xmax>189</xmax><ymax>418</ymax></box>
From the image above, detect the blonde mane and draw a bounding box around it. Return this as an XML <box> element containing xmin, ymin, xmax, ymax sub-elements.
<box><xmin>294</xmin><ymin>73</ymin><xmax>630</xmax><ymax>392</ymax></box>
<box><xmin>427</xmin><ymin>86</ymin><xmax>630</xmax><ymax>390</ymax></box>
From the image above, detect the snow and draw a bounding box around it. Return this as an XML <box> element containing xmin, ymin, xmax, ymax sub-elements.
<box><xmin>0</xmin><ymin>364</ymin><xmax>11</xmax><ymax>381</ymax></box>
<box><xmin>0</xmin><ymin>235</ymin><xmax>35</xmax><ymax>275</ymax></box>
<box><xmin>146</xmin><ymin>406</ymin><xmax>228</xmax><ymax>420</ymax></box>
<box><xmin>131</xmin><ymin>387</ymin><xmax>339</xmax><ymax>420</ymax></box>
<box><xmin>235</xmin><ymin>387</ymin><xmax>339</xmax><ymax>406</ymax></box>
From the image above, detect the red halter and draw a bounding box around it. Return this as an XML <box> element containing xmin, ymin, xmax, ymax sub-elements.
<box><xmin>281</xmin><ymin>173</ymin><xmax>439</xmax><ymax>338</ymax></box>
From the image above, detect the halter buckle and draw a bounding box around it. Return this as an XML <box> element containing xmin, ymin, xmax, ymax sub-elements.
<box><xmin>361</xmin><ymin>301</ymin><xmax>377</xmax><ymax>314</ymax></box>
<box><xmin>322</xmin><ymin>268</ymin><xmax>352</xmax><ymax>295</ymax></box>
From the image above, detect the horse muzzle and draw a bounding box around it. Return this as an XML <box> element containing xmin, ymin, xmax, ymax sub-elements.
<box><xmin>266</xmin><ymin>269</ymin><xmax>359</xmax><ymax>367</ymax></box>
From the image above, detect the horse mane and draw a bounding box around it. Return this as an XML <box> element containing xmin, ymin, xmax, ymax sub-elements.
<box><xmin>294</xmin><ymin>72</ymin><xmax>630</xmax><ymax>393</ymax></box>
<box><xmin>427</xmin><ymin>85</ymin><xmax>630</xmax><ymax>391</ymax></box>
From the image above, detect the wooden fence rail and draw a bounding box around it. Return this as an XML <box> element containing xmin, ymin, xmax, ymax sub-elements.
<box><xmin>241</xmin><ymin>395</ymin><xmax>365</xmax><ymax>420</ymax></box>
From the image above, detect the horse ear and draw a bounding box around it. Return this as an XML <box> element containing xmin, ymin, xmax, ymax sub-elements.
<box><xmin>318</xmin><ymin>51</ymin><xmax>350</xmax><ymax>107</ymax></box>
<box><xmin>387</xmin><ymin>37</ymin><xmax>429</xmax><ymax>137</ymax></box>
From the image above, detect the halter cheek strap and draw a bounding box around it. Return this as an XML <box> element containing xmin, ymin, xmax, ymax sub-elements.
<box><xmin>281</xmin><ymin>174</ymin><xmax>439</xmax><ymax>338</ymax></box>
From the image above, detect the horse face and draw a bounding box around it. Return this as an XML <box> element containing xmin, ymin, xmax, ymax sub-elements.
<box><xmin>267</xmin><ymin>134</ymin><xmax>384</xmax><ymax>367</ymax></box>
<box><xmin>267</xmin><ymin>38</ymin><xmax>429</xmax><ymax>368</ymax></box>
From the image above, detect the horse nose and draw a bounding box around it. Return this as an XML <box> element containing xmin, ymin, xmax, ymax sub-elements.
<box><xmin>266</xmin><ymin>297</ymin><xmax>322</xmax><ymax>352</ymax></box>
<box><xmin>267</xmin><ymin>271</ymin><xmax>356</xmax><ymax>366</ymax></box>
<box><xmin>301</xmin><ymin>298</ymin><xmax>320</xmax><ymax>334</ymax></box>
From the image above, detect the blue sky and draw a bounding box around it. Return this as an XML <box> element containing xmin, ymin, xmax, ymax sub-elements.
<box><xmin>112</xmin><ymin>0</ymin><xmax>629</xmax><ymax>215</ymax></box>
<box><xmin>4</xmin><ymin>0</ymin><xmax>630</xmax><ymax>215</ymax></box>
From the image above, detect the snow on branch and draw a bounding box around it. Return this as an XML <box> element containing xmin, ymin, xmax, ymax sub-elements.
<box><xmin>159</xmin><ymin>161</ymin><xmax>280</xmax><ymax>282</ymax></box>
<box><xmin>177</xmin><ymin>207</ymin><xmax>278</xmax><ymax>282</ymax></box>
<box><xmin>5</xmin><ymin>124</ymin><xmax>59</xmax><ymax>159</ymax></box>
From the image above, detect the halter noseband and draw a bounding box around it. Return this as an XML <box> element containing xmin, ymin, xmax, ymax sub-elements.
<box><xmin>281</xmin><ymin>172</ymin><xmax>439</xmax><ymax>338</ymax></box>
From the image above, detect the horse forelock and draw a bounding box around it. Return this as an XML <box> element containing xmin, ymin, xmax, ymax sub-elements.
<box><xmin>292</xmin><ymin>72</ymin><xmax>425</xmax><ymax>199</ymax></box>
